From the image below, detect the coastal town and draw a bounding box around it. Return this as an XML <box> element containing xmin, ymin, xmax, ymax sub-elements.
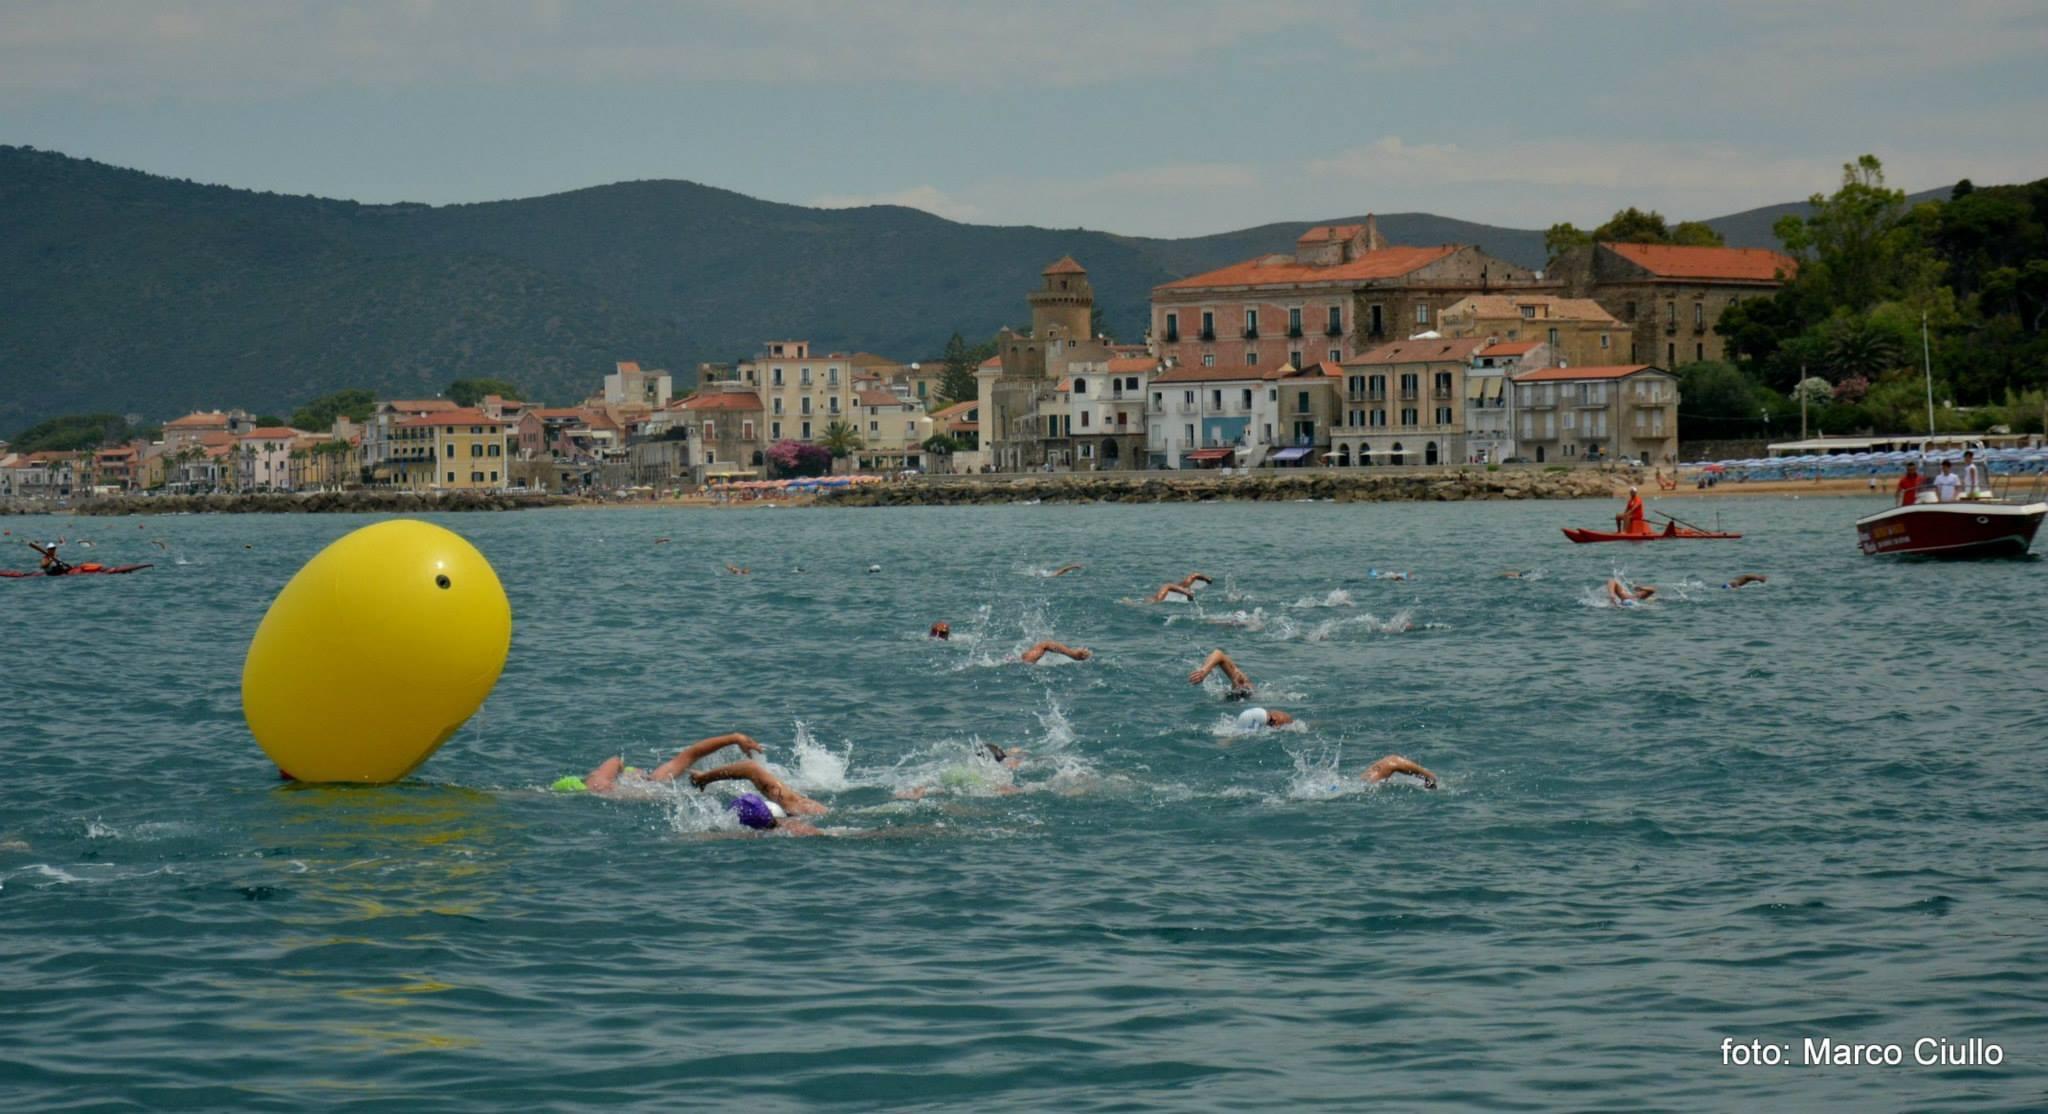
<box><xmin>2</xmin><ymin>217</ymin><xmax>1805</xmax><ymax>502</ymax></box>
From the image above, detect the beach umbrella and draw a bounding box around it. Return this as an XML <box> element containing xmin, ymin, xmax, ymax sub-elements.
<box><xmin>1701</xmin><ymin>463</ymin><xmax>1726</xmax><ymax>473</ymax></box>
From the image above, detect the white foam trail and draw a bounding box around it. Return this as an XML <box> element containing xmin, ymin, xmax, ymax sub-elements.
<box><xmin>786</xmin><ymin>720</ymin><xmax>855</xmax><ymax>793</ymax></box>
<box><xmin>1286</xmin><ymin>745</ymin><xmax>1355</xmax><ymax>801</ymax></box>
<box><xmin>1210</xmin><ymin>712</ymin><xmax>1307</xmax><ymax>740</ymax></box>
<box><xmin>1289</xmin><ymin>589</ymin><xmax>1355</xmax><ymax>609</ymax></box>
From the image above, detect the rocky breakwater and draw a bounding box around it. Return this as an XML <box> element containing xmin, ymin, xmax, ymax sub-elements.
<box><xmin>74</xmin><ymin>490</ymin><xmax>576</xmax><ymax>515</ymax></box>
<box><xmin>833</xmin><ymin>468</ymin><xmax>1628</xmax><ymax>507</ymax></box>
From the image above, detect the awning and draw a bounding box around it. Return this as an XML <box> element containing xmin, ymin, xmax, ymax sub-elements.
<box><xmin>1271</xmin><ymin>447</ymin><xmax>1313</xmax><ymax>462</ymax></box>
<box><xmin>1466</xmin><ymin>378</ymin><xmax>1486</xmax><ymax>401</ymax></box>
<box><xmin>1185</xmin><ymin>448</ymin><xmax>1235</xmax><ymax>462</ymax></box>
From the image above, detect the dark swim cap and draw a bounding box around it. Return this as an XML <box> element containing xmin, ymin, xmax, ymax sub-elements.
<box><xmin>727</xmin><ymin>793</ymin><xmax>777</xmax><ymax>830</ymax></box>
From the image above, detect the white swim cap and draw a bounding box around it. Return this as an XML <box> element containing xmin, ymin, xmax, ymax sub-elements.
<box><xmin>1237</xmin><ymin>708</ymin><xmax>1269</xmax><ymax>730</ymax></box>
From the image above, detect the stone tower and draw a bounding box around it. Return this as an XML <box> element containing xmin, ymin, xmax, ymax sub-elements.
<box><xmin>1029</xmin><ymin>256</ymin><xmax>1094</xmax><ymax>344</ymax></box>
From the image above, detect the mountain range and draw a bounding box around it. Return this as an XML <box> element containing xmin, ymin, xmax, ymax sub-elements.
<box><xmin>0</xmin><ymin>145</ymin><xmax>1943</xmax><ymax>434</ymax></box>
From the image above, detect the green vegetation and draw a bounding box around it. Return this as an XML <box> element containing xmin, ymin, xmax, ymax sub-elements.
<box><xmin>447</xmin><ymin>378</ymin><xmax>524</xmax><ymax>407</ymax></box>
<box><xmin>922</xmin><ymin>433</ymin><xmax>961</xmax><ymax>456</ymax></box>
<box><xmin>817</xmin><ymin>420</ymin><xmax>864</xmax><ymax>459</ymax></box>
<box><xmin>1711</xmin><ymin>155</ymin><xmax>2048</xmax><ymax>437</ymax></box>
<box><xmin>1545</xmin><ymin>207</ymin><xmax>1726</xmax><ymax>257</ymax></box>
<box><xmin>252</xmin><ymin>415</ymin><xmax>285</xmax><ymax>427</ymax></box>
<box><xmin>9</xmin><ymin>412</ymin><xmax>135</xmax><ymax>452</ymax></box>
<box><xmin>936</xmin><ymin>332</ymin><xmax>997</xmax><ymax>406</ymax></box>
<box><xmin>289</xmin><ymin>388</ymin><xmax>376</xmax><ymax>431</ymax></box>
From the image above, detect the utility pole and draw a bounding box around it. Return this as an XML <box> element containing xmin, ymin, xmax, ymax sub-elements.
<box><xmin>1921</xmin><ymin>312</ymin><xmax>1936</xmax><ymax>437</ymax></box>
<box><xmin>1800</xmin><ymin>363</ymin><xmax>1808</xmax><ymax>442</ymax></box>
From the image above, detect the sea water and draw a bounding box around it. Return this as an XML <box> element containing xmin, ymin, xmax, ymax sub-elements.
<box><xmin>1</xmin><ymin>497</ymin><xmax>2042</xmax><ymax>1110</ymax></box>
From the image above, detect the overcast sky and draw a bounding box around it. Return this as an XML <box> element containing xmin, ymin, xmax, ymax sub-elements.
<box><xmin>4</xmin><ymin>0</ymin><xmax>2045</xmax><ymax>236</ymax></box>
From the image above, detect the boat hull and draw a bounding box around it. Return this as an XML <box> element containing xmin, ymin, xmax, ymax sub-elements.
<box><xmin>0</xmin><ymin>563</ymin><xmax>153</xmax><ymax>578</ymax></box>
<box><xmin>1562</xmin><ymin>528</ymin><xmax>1741</xmax><ymax>544</ymax></box>
<box><xmin>1854</xmin><ymin>501</ymin><xmax>2047</xmax><ymax>557</ymax></box>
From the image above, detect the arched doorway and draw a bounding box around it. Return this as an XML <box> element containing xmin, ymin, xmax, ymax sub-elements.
<box><xmin>1336</xmin><ymin>444</ymin><xmax>1351</xmax><ymax>467</ymax></box>
<box><xmin>1425</xmin><ymin>441</ymin><xmax>1438</xmax><ymax>465</ymax></box>
<box><xmin>1103</xmin><ymin>439</ymin><xmax>1120</xmax><ymax>465</ymax></box>
<box><xmin>1358</xmin><ymin>446</ymin><xmax>1371</xmax><ymax>468</ymax></box>
<box><xmin>1391</xmin><ymin>442</ymin><xmax>1405</xmax><ymax>466</ymax></box>
<box><xmin>1535</xmin><ymin>446</ymin><xmax>1546</xmax><ymax>463</ymax></box>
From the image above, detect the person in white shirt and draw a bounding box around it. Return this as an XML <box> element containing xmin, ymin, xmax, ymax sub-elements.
<box><xmin>1961</xmin><ymin>449</ymin><xmax>1985</xmax><ymax>498</ymax></box>
<box><xmin>1932</xmin><ymin>459</ymin><xmax>1962</xmax><ymax>503</ymax></box>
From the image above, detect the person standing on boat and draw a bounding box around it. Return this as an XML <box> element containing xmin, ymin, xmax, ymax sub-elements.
<box><xmin>1961</xmin><ymin>450</ymin><xmax>1986</xmax><ymax>498</ymax></box>
<box><xmin>1932</xmin><ymin>460</ymin><xmax>1962</xmax><ymax>503</ymax></box>
<box><xmin>1896</xmin><ymin>461</ymin><xmax>1927</xmax><ymax>506</ymax></box>
<box><xmin>1616</xmin><ymin>486</ymin><xmax>1650</xmax><ymax>536</ymax></box>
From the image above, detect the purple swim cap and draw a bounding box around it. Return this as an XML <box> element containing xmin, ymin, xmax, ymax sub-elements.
<box><xmin>727</xmin><ymin>792</ymin><xmax>777</xmax><ymax>831</ymax></box>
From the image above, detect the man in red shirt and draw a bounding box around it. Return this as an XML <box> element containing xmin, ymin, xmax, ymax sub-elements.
<box><xmin>1617</xmin><ymin>486</ymin><xmax>1649</xmax><ymax>535</ymax></box>
<box><xmin>1896</xmin><ymin>461</ymin><xmax>1925</xmax><ymax>506</ymax></box>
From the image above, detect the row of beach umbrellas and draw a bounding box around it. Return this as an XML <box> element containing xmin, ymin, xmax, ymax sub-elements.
<box><xmin>1694</xmin><ymin>447</ymin><xmax>2048</xmax><ymax>477</ymax></box>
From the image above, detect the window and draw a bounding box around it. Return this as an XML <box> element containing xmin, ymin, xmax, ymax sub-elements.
<box><xmin>1080</xmin><ymin>412</ymin><xmax>1091</xmax><ymax>428</ymax></box>
<box><xmin>1080</xmin><ymin>442</ymin><xmax>1092</xmax><ymax>459</ymax></box>
<box><xmin>1185</xmin><ymin>423</ymin><xmax>1195</xmax><ymax>443</ymax></box>
<box><xmin>801</xmin><ymin>422</ymin><xmax>812</xmax><ymax>439</ymax></box>
<box><xmin>471</xmin><ymin>471</ymin><xmax>483</xmax><ymax>482</ymax></box>
<box><xmin>1369</xmin><ymin>304</ymin><xmax>1384</xmax><ymax>334</ymax></box>
<box><xmin>1694</xmin><ymin>302</ymin><xmax>1705</xmax><ymax>326</ymax></box>
<box><xmin>868</xmin><ymin>421</ymin><xmax>878</xmax><ymax>433</ymax></box>
<box><xmin>1327</xmin><ymin>306</ymin><xmax>1343</xmax><ymax>335</ymax></box>
<box><xmin>488</xmin><ymin>443</ymin><xmax>501</xmax><ymax>457</ymax></box>
<box><xmin>1667</xmin><ymin>302</ymin><xmax>1677</xmax><ymax>324</ymax></box>
<box><xmin>1244</xmin><ymin>309</ymin><xmax>1258</xmax><ymax>337</ymax></box>
<box><xmin>444</xmin><ymin>444</ymin><xmax>454</xmax><ymax>458</ymax></box>
<box><xmin>1370</xmin><ymin>374</ymin><xmax>1386</xmax><ymax>399</ymax></box>
<box><xmin>1436</xmin><ymin>406</ymin><xmax>1452</xmax><ymax>425</ymax></box>
<box><xmin>1349</xmin><ymin>408</ymin><xmax>1364</xmax><ymax>427</ymax></box>
<box><xmin>1624</xmin><ymin>300</ymin><xmax>1637</xmax><ymax>321</ymax></box>
<box><xmin>772</xmin><ymin>421</ymin><xmax>782</xmax><ymax>438</ymax></box>
<box><xmin>1288</xmin><ymin>307</ymin><xmax>1302</xmax><ymax>335</ymax></box>
<box><xmin>1415</xmin><ymin>303</ymin><xmax>1430</xmax><ymax>325</ymax></box>
<box><xmin>1400</xmin><ymin>373</ymin><xmax>1419</xmax><ymax>399</ymax></box>
<box><xmin>1125</xmin><ymin>377</ymin><xmax>1139</xmax><ymax>391</ymax></box>
<box><xmin>1548</xmin><ymin>327</ymin><xmax>1559</xmax><ymax>348</ymax></box>
<box><xmin>1296</xmin><ymin>390</ymin><xmax>1310</xmax><ymax>413</ymax></box>
<box><xmin>828</xmin><ymin>398</ymin><xmax>840</xmax><ymax>414</ymax></box>
<box><xmin>1183</xmin><ymin>390</ymin><xmax>1195</xmax><ymax>406</ymax></box>
<box><xmin>705</xmin><ymin>421</ymin><xmax>715</xmax><ymax>439</ymax></box>
<box><xmin>800</xmin><ymin>367</ymin><xmax>812</xmax><ymax>385</ymax></box>
<box><xmin>905</xmin><ymin>422</ymin><xmax>916</xmax><ymax>438</ymax></box>
<box><xmin>1329</xmin><ymin>349</ymin><xmax>1342</xmax><ymax>364</ymax></box>
<box><xmin>1696</xmin><ymin>342</ymin><xmax>1705</xmax><ymax>361</ymax></box>
<box><xmin>773</xmin><ymin>368</ymin><xmax>783</xmax><ymax>386</ymax></box>
<box><xmin>1521</xmin><ymin>305</ymin><xmax>1537</xmax><ymax>319</ymax></box>
<box><xmin>773</xmin><ymin>398</ymin><xmax>783</xmax><ymax>415</ymax></box>
<box><xmin>1600</xmin><ymin>333</ymin><xmax>1610</xmax><ymax>349</ymax></box>
<box><xmin>1667</xmin><ymin>343</ymin><xmax>1676</xmax><ymax>365</ymax></box>
<box><xmin>490</xmin><ymin>471</ymin><xmax>499</xmax><ymax>482</ymax></box>
<box><xmin>1073</xmin><ymin>377</ymin><xmax>1087</xmax><ymax>395</ymax></box>
<box><xmin>1247</xmin><ymin>350</ymin><xmax>1259</xmax><ymax>365</ymax></box>
<box><xmin>1202</xmin><ymin>354</ymin><xmax>1215</xmax><ymax>367</ymax></box>
<box><xmin>828</xmin><ymin>368</ymin><xmax>839</xmax><ymax>385</ymax></box>
<box><xmin>1435</xmin><ymin>371</ymin><xmax>1453</xmax><ymax>397</ymax></box>
<box><xmin>1290</xmin><ymin>350</ymin><xmax>1302</xmax><ymax>369</ymax></box>
<box><xmin>1153</xmin><ymin>392</ymin><xmax>1163</xmax><ymax>407</ymax></box>
<box><xmin>1241</xmin><ymin>388</ymin><xmax>1253</xmax><ymax>410</ymax></box>
<box><xmin>446</xmin><ymin>472</ymin><xmax>455</xmax><ymax>483</ymax></box>
<box><xmin>471</xmin><ymin>443</ymin><xmax>483</xmax><ymax>457</ymax></box>
<box><xmin>1165</xmin><ymin>312</ymin><xmax>1179</xmax><ymax>339</ymax></box>
<box><xmin>1201</xmin><ymin>311</ymin><xmax>1215</xmax><ymax>339</ymax></box>
<box><xmin>1212</xmin><ymin>389</ymin><xmax>1224</xmax><ymax>410</ymax></box>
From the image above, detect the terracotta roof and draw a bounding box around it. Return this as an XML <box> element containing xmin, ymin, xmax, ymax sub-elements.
<box><xmin>240</xmin><ymin>426</ymin><xmax>304</xmax><ymax>440</ymax></box>
<box><xmin>850</xmin><ymin>352</ymin><xmax>899</xmax><ymax>367</ymax></box>
<box><xmin>615</xmin><ymin>361</ymin><xmax>642</xmax><ymax>374</ymax></box>
<box><xmin>1345</xmin><ymin>338</ymin><xmax>1489</xmax><ymax>366</ymax></box>
<box><xmin>1296</xmin><ymin>224</ymin><xmax>1364</xmax><ymax>244</ymax></box>
<box><xmin>165</xmin><ymin>412</ymin><xmax>231</xmax><ymax>428</ymax></box>
<box><xmin>384</xmin><ymin>399</ymin><xmax>459</xmax><ymax>413</ymax></box>
<box><xmin>978</xmin><ymin>356</ymin><xmax>1003</xmax><ymax>371</ymax></box>
<box><xmin>1602</xmin><ymin>242</ymin><xmax>1797</xmax><ymax>283</ymax></box>
<box><xmin>1480</xmin><ymin>340</ymin><xmax>1542</xmax><ymax>357</ymax></box>
<box><xmin>1152</xmin><ymin>363</ymin><xmax>1319</xmax><ymax>385</ymax></box>
<box><xmin>1443</xmin><ymin>294</ymin><xmax>1622</xmax><ymax>325</ymax></box>
<box><xmin>396</xmin><ymin>409</ymin><xmax>509</xmax><ymax>428</ymax></box>
<box><xmin>929</xmin><ymin>401</ymin><xmax>977</xmax><ymax>421</ymax></box>
<box><xmin>195</xmin><ymin>430</ymin><xmax>237</xmax><ymax>448</ymax></box>
<box><xmin>1106</xmin><ymin>357</ymin><xmax>1161</xmax><ymax>373</ymax></box>
<box><xmin>533</xmin><ymin>407</ymin><xmax>589</xmax><ymax>420</ymax></box>
<box><xmin>678</xmin><ymin>392</ymin><xmax>763</xmax><ymax>412</ymax></box>
<box><xmin>1042</xmin><ymin>256</ymin><xmax>1087</xmax><ymax>275</ymax></box>
<box><xmin>1513</xmin><ymin>364</ymin><xmax>1662</xmax><ymax>382</ymax></box>
<box><xmin>1157</xmin><ymin>245</ymin><xmax>1457</xmax><ymax>292</ymax></box>
<box><xmin>1312</xmin><ymin>360</ymin><xmax>1346</xmax><ymax>378</ymax></box>
<box><xmin>857</xmin><ymin>390</ymin><xmax>907</xmax><ymax>408</ymax></box>
<box><xmin>946</xmin><ymin>420</ymin><xmax>979</xmax><ymax>433</ymax></box>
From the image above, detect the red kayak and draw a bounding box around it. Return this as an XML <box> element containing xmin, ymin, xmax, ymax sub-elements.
<box><xmin>0</xmin><ymin>562</ymin><xmax>153</xmax><ymax>578</ymax></box>
<box><xmin>1562</xmin><ymin>527</ymin><xmax>1740</xmax><ymax>543</ymax></box>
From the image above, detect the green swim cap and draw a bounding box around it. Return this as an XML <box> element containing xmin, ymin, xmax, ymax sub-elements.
<box><xmin>549</xmin><ymin>776</ymin><xmax>588</xmax><ymax>793</ymax></box>
<box><xmin>940</xmin><ymin>765</ymin><xmax>994</xmax><ymax>792</ymax></box>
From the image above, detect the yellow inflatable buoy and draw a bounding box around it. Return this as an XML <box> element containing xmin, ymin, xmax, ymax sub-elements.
<box><xmin>242</xmin><ymin>520</ymin><xmax>511</xmax><ymax>783</ymax></box>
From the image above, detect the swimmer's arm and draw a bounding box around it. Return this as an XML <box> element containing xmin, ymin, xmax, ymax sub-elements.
<box><xmin>585</xmin><ymin>756</ymin><xmax>626</xmax><ymax>794</ymax></box>
<box><xmin>1189</xmin><ymin>649</ymin><xmax>1233</xmax><ymax>685</ymax></box>
<box><xmin>651</xmin><ymin>733</ymin><xmax>762</xmax><ymax>781</ymax></box>
<box><xmin>1362</xmin><ymin>756</ymin><xmax>1437</xmax><ymax>787</ymax></box>
<box><xmin>691</xmin><ymin>760</ymin><xmax>826</xmax><ymax>815</ymax></box>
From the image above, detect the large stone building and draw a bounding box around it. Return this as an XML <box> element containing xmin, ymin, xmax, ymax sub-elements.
<box><xmin>675</xmin><ymin>387</ymin><xmax>764</xmax><ymax>482</ymax></box>
<box><xmin>390</xmin><ymin>409</ymin><xmax>514</xmax><ymax>491</ymax></box>
<box><xmin>1146</xmin><ymin>362</ymin><xmax>1332</xmax><ymax>469</ymax></box>
<box><xmin>1552</xmin><ymin>243</ymin><xmax>1797</xmax><ymax>368</ymax></box>
<box><xmin>1329</xmin><ymin>337</ymin><xmax>1486</xmax><ymax>468</ymax></box>
<box><xmin>1465</xmin><ymin>340</ymin><xmax>1554</xmax><ymax>464</ymax></box>
<box><xmin>976</xmin><ymin>257</ymin><xmax>1135</xmax><ymax>472</ymax></box>
<box><xmin>1510</xmin><ymin>364</ymin><xmax>1678</xmax><ymax>465</ymax></box>
<box><xmin>743</xmin><ymin>341</ymin><xmax>862</xmax><ymax>445</ymax></box>
<box><xmin>1438</xmin><ymin>294</ymin><xmax>1626</xmax><ymax>371</ymax></box>
<box><xmin>1149</xmin><ymin>216</ymin><xmax>1542</xmax><ymax>373</ymax></box>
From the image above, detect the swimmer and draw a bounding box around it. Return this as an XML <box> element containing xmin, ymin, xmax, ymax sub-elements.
<box><xmin>689</xmin><ymin>759</ymin><xmax>828</xmax><ymax>817</ymax></box>
<box><xmin>1019</xmin><ymin>640</ymin><xmax>1091</xmax><ymax>664</ymax></box>
<box><xmin>560</xmin><ymin>732</ymin><xmax>765</xmax><ymax>795</ymax></box>
<box><xmin>867</xmin><ymin>564</ymin><xmax>882</xmax><ymax>573</ymax></box>
<box><xmin>1233</xmin><ymin>706</ymin><xmax>1296</xmax><ymax>731</ymax></box>
<box><xmin>1605</xmin><ymin>578</ymin><xmax>1656</xmax><ymax>605</ymax></box>
<box><xmin>1501</xmin><ymin>569</ymin><xmax>1528</xmax><ymax>579</ymax></box>
<box><xmin>1366</xmin><ymin>568</ymin><xmax>1411</xmax><ymax>581</ymax></box>
<box><xmin>1149</xmin><ymin>582</ymin><xmax>1195</xmax><ymax>603</ymax></box>
<box><xmin>929</xmin><ymin>621</ymin><xmax>951</xmax><ymax>640</ymax></box>
<box><xmin>1724</xmin><ymin>573</ymin><xmax>1768</xmax><ymax>589</ymax></box>
<box><xmin>1178</xmin><ymin>572</ymin><xmax>1213</xmax><ymax>590</ymax></box>
<box><xmin>1362</xmin><ymin>754</ymin><xmax>1438</xmax><ymax>789</ymax></box>
<box><xmin>1049</xmin><ymin>564</ymin><xmax>1084</xmax><ymax>577</ymax></box>
<box><xmin>895</xmin><ymin>743</ymin><xmax>1025</xmax><ymax>800</ymax></box>
<box><xmin>1188</xmin><ymin>648</ymin><xmax>1254</xmax><ymax>699</ymax></box>
<box><xmin>724</xmin><ymin>564</ymin><xmax>750</xmax><ymax>575</ymax></box>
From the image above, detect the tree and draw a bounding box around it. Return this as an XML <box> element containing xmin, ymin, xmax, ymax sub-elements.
<box><xmin>251</xmin><ymin>414</ymin><xmax>285</xmax><ymax>427</ymax></box>
<box><xmin>1776</xmin><ymin>155</ymin><xmax>1911</xmax><ymax>310</ymax></box>
<box><xmin>290</xmin><ymin>388</ymin><xmax>376</xmax><ymax>432</ymax></box>
<box><xmin>10</xmin><ymin>413</ymin><xmax>131</xmax><ymax>452</ymax></box>
<box><xmin>1593</xmin><ymin>207</ymin><xmax>1672</xmax><ymax>244</ymax></box>
<box><xmin>1670</xmin><ymin>221</ymin><xmax>1726</xmax><ymax>247</ymax></box>
<box><xmin>766</xmin><ymin>438</ymin><xmax>830</xmax><ymax>477</ymax></box>
<box><xmin>447</xmin><ymin>378</ymin><xmax>524</xmax><ymax>407</ymax></box>
<box><xmin>921</xmin><ymin>433</ymin><xmax>960</xmax><ymax>456</ymax></box>
<box><xmin>937</xmin><ymin>333</ymin><xmax>978</xmax><ymax>407</ymax></box>
<box><xmin>1545</xmin><ymin>222</ymin><xmax>1593</xmax><ymax>258</ymax></box>
<box><xmin>1792</xmin><ymin>377</ymin><xmax>1834</xmax><ymax>406</ymax></box>
<box><xmin>1090</xmin><ymin>305</ymin><xmax>1111</xmax><ymax>341</ymax></box>
<box><xmin>818</xmin><ymin>420</ymin><xmax>864</xmax><ymax>459</ymax></box>
<box><xmin>1821</xmin><ymin>314</ymin><xmax>1907</xmax><ymax>381</ymax></box>
<box><xmin>1675</xmin><ymin>361</ymin><xmax>1768</xmax><ymax>436</ymax></box>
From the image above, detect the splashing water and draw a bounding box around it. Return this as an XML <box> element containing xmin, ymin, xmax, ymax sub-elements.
<box><xmin>1288</xmin><ymin>589</ymin><xmax>1355</xmax><ymax>609</ymax></box>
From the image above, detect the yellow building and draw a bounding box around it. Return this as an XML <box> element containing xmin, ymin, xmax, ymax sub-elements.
<box><xmin>392</xmin><ymin>408</ymin><xmax>514</xmax><ymax>491</ymax></box>
<box><xmin>1438</xmin><ymin>294</ymin><xmax>1626</xmax><ymax>371</ymax></box>
<box><xmin>743</xmin><ymin>340</ymin><xmax>862</xmax><ymax>445</ymax></box>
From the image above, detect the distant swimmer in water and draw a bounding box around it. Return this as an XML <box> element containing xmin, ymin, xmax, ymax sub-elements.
<box><xmin>1362</xmin><ymin>754</ymin><xmax>1438</xmax><ymax>789</ymax></box>
<box><xmin>1366</xmin><ymin>568</ymin><xmax>1410</xmax><ymax>581</ymax></box>
<box><xmin>1179</xmin><ymin>572</ymin><xmax>1213</xmax><ymax>590</ymax></box>
<box><xmin>1606</xmin><ymin>578</ymin><xmax>1656</xmax><ymax>606</ymax></box>
<box><xmin>1150</xmin><ymin>582</ymin><xmax>1196</xmax><ymax>603</ymax></box>
<box><xmin>555</xmin><ymin>732</ymin><xmax>764</xmax><ymax>796</ymax></box>
<box><xmin>1189</xmin><ymin>648</ymin><xmax>1255</xmax><ymax>699</ymax></box>
<box><xmin>1019</xmin><ymin>640</ymin><xmax>1091</xmax><ymax>664</ymax></box>
<box><xmin>725</xmin><ymin>564</ymin><xmax>750</xmax><ymax>576</ymax></box>
<box><xmin>1501</xmin><ymin>570</ymin><xmax>1528</xmax><ymax>579</ymax></box>
<box><xmin>1233</xmin><ymin>706</ymin><xmax>1296</xmax><ymax>731</ymax></box>
<box><xmin>929</xmin><ymin>621</ymin><xmax>951</xmax><ymax>640</ymax></box>
<box><xmin>896</xmin><ymin>743</ymin><xmax>1024</xmax><ymax>800</ymax></box>
<box><xmin>1049</xmin><ymin>564</ymin><xmax>1084</xmax><ymax>577</ymax></box>
<box><xmin>690</xmin><ymin>759</ymin><xmax>829</xmax><ymax>821</ymax></box>
<box><xmin>1724</xmin><ymin>573</ymin><xmax>1768</xmax><ymax>589</ymax></box>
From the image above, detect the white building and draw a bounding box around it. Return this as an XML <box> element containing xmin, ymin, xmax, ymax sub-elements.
<box><xmin>1465</xmin><ymin>340</ymin><xmax>1554</xmax><ymax>463</ymax></box>
<box><xmin>603</xmin><ymin>361</ymin><xmax>673</xmax><ymax>410</ymax></box>
<box><xmin>1146</xmin><ymin>362</ymin><xmax>1326</xmax><ymax>469</ymax></box>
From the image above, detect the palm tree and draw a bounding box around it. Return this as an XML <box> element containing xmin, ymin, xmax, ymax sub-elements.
<box><xmin>818</xmin><ymin>421</ymin><xmax>864</xmax><ymax>459</ymax></box>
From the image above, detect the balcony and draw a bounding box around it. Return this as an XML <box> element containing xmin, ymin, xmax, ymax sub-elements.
<box><xmin>1692</xmin><ymin>323</ymin><xmax>1706</xmax><ymax>335</ymax></box>
<box><xmin>1242</xmin><ymin>327</ymin><xmax>1259</xmax><ymax>339</ymax></box>
<box><xmin>1163</xmin><ymin>330</ymin><xmax>1179</xmax><ymax>343</ymax></box>
<box><xmin>1399</xmin><ymin>389</ymin><xmax>1419</xmax><ymax>402</ymax></box>
<box><xmin>1664</xmin><ymin>323</ymin><xmax>1677</xmax><ymax>336</ymax></box>
<box><xmin>1200</xmin><ymin>329</ymin><xmax>1216</xmax><ymax>341</ymax></box>
<box><xmin>1287</xmin><ymin>326</ymin><xmax>1304</xmax><ymax>338</ymax></box>
<box><xmin>1433</xmin><ymin>387</ymin><xmax>1453</xmax><ymax>400</ymax></box>
<box><xmin>1325</xmin><ymin>325</ymin><xmax>1345</xmax><ymax>337</ymax></box>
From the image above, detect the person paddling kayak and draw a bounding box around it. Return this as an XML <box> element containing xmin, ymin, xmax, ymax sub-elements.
<box><xmin>28</xmin><ymin>541</ymin><xmax>72</xmax><ymax>576</ymax></box>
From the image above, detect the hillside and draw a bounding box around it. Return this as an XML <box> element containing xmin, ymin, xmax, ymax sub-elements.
<box><xmin>0</xmin><ymin>145</ymin><xmax>1934</xmax><ymax>433</ymax></box>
